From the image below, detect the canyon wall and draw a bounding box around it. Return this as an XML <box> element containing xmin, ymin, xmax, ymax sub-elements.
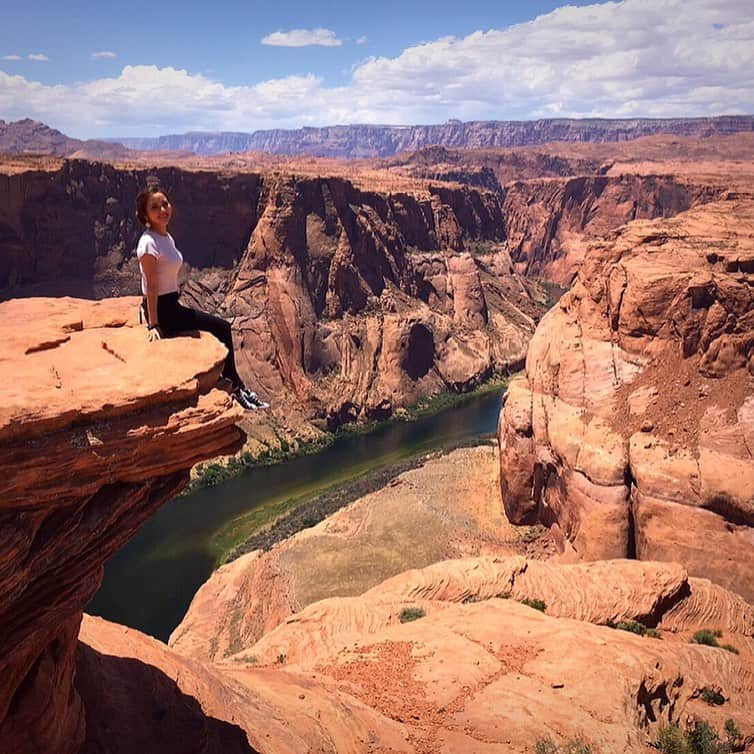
<box><xmin>497</xmin><ymin>199</ymin><xmax>754</xmax><ymax>601</ymax></box>
<box><xmin>501</xmin><ymin>174</ymin><xmax>729</xmax><ymax>285</ymax></box>
<box><xmin>0</xmin><ymin>161</ymin><xmax>546</xmax><ymax>429</ymax></box>
<box><xmin>113</xmin><ymin>115</ymin><xmax>754</xmax><ymax>157</ymax></box>
<box><xmin>0</xmin><ymin>296</ymin><xmax>244</xmax><ymax>752</ymax></box>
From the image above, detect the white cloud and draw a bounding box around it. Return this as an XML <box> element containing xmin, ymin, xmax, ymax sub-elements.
<box><xmin>2</xmin><ymin>54</ymin><xmax>22</xmax><ymax>61</ymax></box>
<box><xmin>356</xmin><ymin>36</ymin><xmax>367</xmax><ymax>45</ymax></box>
<box><xmin>28</xmin><ymin>53</ymin><xmax>49</xmax><ymax>61</ymax></box>
<box><xmin>92</xmin><ymin>51</ymin><xmax>117</xmax><ymax>59</ymax></box>
<box><xmin>261</xmin><ymin>28</ymin><xmax>342</xmax><ymax>47</ymax></box>
<box><xmin>1</xmin><ymin>0</ymin><xmax>753</xmax><ymax>137</ymax></box>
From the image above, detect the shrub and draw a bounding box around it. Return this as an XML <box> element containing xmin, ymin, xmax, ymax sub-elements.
<box><xmin>655</xmin><ymin>718</ymin><xmax>740</xmax><ymax>754</ymax></box>
<box><xmin>699</xmin><ymin>687</ymin><xmax>726</xmax><ymax>706</ymax></box>
<box><xmin>692</xmin><ymin>630</ymin><xmax>722</xmax><ymax>648</ymax></box>
<box><xmin>656</xmin><ymin>723</ymin><xmax>691</xmax><ymax>754</ymax></box>
<box><xmin>399</xmin><ymin>607</ymin><xmax>426</xmax><ymax>623</ymax></box>
<box><xmin>721</xmin><ymin>643</ymin><xmax>739</xmax><ymax>655</ymax></box>
<box><xmin>724</xmin><ymin>719</ymin><xmax>742</xmax><ymax>750</ymax></box>
<box><xmin>534</xmin><ymin>736</ymin><xmax>592</xmax><ymax>754</ymax></box>
<box><xmin>687</xmin><ymin>719</ymin><xmax>730</xmax><ymax>754</ymax></box>
<box><xmin>646</xmin><ymin>628</ymin><xmax>663</xmax><ymax>639</ymax></box>
<box><xmin>519</xmin><ymin>524</ymin><xmax>547</xmax><ymax>543</ymax></box>
<box><xmin>616</xmin><ymin>620</ymin><xmax>647</xmax><ymax>636</ymax></box>
<box><xmin>521</xmin><ymin>598</ymin><xmax>547</xmax><ymax>612</ymax></box>
<box><xmin>276</xmin><ymin>653</ymin><xmax>287</xmax><ymax>664</ymax></box>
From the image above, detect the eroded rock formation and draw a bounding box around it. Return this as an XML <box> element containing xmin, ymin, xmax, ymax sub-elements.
<box><xmin>501</xmin><ymin>175</ymin><xmax>729</xmax><ymax>285</ymax></box>
<box><xmin>2</xmin><ymin>317</ymin><xmax>753</xmax><ymax>752</ymax></box>
<box><xmin>0</xmin><ymin>296</ymin><xmax>244</xmax><ymax>753</ymax></box>
<box><xmin>170</xmin><ymin>554</ymin><xmax>754</xmax><ymax>754</ymax></box>
<box><xmin>0</xmin><ymin>161</ymin><xmax>546</xmax><ymax>430</ymax></box>
<box><xmin>112</xmin><ymin>115</ymin><xmax>754</xmax><ymax>157</ymax></box>
<box><xmin>498</xmin><ymin>199</ymin><xmax>754</xmax><ymax>600</ymax></box>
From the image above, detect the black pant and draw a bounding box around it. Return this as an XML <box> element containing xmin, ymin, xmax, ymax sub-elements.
<box><xmin>146</xmin><ymin>292</ymin><xmax>242</xmax><ymax>388</ymax></box>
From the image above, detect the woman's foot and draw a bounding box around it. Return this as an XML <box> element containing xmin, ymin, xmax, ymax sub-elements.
<box><xmin>234</xmin><ymin>386</ymin><xmax>270</xmax><ymax>411</ymax></box>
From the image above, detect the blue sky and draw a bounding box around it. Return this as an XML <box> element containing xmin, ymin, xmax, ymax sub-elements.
<box><xmin>1</xmin><ymin>0</ymin><xmax>752</xmax><ymax>138</ymax></box>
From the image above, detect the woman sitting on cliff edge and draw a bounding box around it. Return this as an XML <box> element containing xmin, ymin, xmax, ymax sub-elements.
<box><xmin>136</xmin><ymin>185</ymin><xmax>268</xmax><ymax>411</ymax></box>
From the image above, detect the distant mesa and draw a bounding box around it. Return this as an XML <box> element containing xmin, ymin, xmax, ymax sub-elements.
<box><xmin>109</xmin><ymin>115</ymin><xmax>754</xmax><ymax>158</ymax></box>
<box><xmin>3</xmin><ymin>114</ymin><xmax>754</xmax><ymax>160</ymax></box>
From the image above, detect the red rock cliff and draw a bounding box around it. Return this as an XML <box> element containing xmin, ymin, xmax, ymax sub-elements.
<box><xmin>1</xmin><ymin>162</ymin><xmax>546</xmax><ymax>429</ymax></box>
<box><xmin>497</xmin><ymin>199</ymin><xmax>754</xmax><ymax>601</ymax></box>
<box><xmin>0</xmin><ymin>296</ymin><xmax>244</xmax><ymax>753</ymax></box>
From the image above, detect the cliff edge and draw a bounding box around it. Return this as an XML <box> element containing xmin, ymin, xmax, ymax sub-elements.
<box><xmin>498</xmin><ymin>199</ymin><xmax>754</xmax><ymax>601</ymax></box>
<box><xmin>1</xmin><ymin>296</ymin><xmax>753</xmax><ymax>753</ymax></box>
<box><xmin>0</xmin><ymin>296</ymin><xmax>244</xmax><ymax>753</ymax></box>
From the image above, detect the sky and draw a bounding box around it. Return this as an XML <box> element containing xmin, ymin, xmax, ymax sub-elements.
<box><xmin>1</xmin><ymin>0</ymin><xmax>752</xmax><ymax>139</ymax></box>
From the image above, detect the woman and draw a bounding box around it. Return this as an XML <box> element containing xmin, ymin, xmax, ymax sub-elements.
<box><xmin>136</xmin><ymin>185</ymin><xmax>268</xmax><ymax>411</ymax></box>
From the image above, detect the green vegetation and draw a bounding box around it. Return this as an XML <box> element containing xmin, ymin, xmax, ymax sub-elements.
<box><xmin>607</xmin><ymin>619</ymin><xmax>663</xmax><ymax>638</ymax></box>
<box><xmin>399</xmin><ymin>375</ymin><xmax>509</xmax><ymax>422</ymax></box>
<box><xmin>691</xmin><ymin>630</ymin><xmax>739</xmax><ymax>654</ymax></box>
<box><xmin>466</xmin><ymin>240</ymin><xmax>501</xmax><ymax>256</ymax></box>
<box><xmin>699</xmin><ymin>687</ymin><xmax>726</xmax><ymax>706</ymax></box>
<box><xmin>184</xmin><ymin>434</ymin><xmax>335</xmax><ymax>495</ymax></box>
<box><xmin>534</xmin><ymin>735</ymin><xmax>593</xmax><ymax>754</ymax></box>
<box><xmin>615</xmin><ymin>620</ymin><xmax>647</xmax><ymax>636</ymax></box>
<box><xmin>194</xmin><ymin>375</ymin><xmax>516</xmax><ymax>564</ymax></box>
<box><xmin>656</xmin><ymin>718</ymin><xmax>742</xmax><ymax>754</ymax></box>
<box><xmin>184</xmin><ymin>375</ymin><xmax>511</xmax><ymax>498</ymax></box>
<box><xmin>521</xmin><ymin>598</ymin><xmax>547</xmax><ymax>612</ymax></box>
<box><xmin>692</xmin><ymin>629</ymin><xmax>723</xmax><ymax>647</ymax></box>
<box><xmin>518</xmin><ymin>524</ymin><xmax>548</xmax><ymax>544</ymax></box>
<box><xmin>232</xmin><ymin>654</ymin><xmax>258</xmax><ymax>664</ymax></box>
<box><xmin>399</xmin><ymin>607</ymin><xmax>426</xmax><ymax>623</ymax></box>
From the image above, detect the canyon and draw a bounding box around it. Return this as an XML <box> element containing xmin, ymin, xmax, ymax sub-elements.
<box><xmin>108</xmin><ymin>115</ymin><xmax>754</xmax><ymax>158</ymax></box>
<box><xmin>1</xmin><ymin>132</ymin><xmax>753</xmax><ymax>752</ymax></box>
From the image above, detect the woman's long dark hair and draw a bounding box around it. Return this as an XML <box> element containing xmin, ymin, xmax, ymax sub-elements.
<box><xmin>135</xmin><ymin>185</ymin><xmax>172</xmax><ymax>226</ymax></box>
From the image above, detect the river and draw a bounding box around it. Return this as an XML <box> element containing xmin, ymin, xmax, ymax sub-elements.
<box><xmin>87</xmin><ymin>388</ymin><xmax>505</xmax><ymax>641</ymax></box>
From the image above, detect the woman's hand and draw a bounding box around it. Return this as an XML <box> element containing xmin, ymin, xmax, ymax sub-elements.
<box><xmin>147</xmin><ymin>326</ymin><xmax>163</xmax><ymax>342</ymax></box>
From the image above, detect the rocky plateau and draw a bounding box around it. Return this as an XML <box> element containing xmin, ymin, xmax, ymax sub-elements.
<box><xmin>109</xmin><ymin>115</ymin><xmax>754</xmax><ymax>158</ymax></box>
<box><xmin>1</xmin><ymin>131</ymin><xmax>753</xmax><ymax>754</ymax></box>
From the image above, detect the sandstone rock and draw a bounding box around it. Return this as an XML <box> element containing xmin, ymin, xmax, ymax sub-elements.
<box><xmin>108</xmin><ymin>115</ymin><xmax>754</xmax><ymax>157</ymax></box>
<box><xmin>0</xmin><ymin>162</ymin><xmax>544</xmax><ymax>432</ymax></box>
<box><xmin>502</xmin><ymin>174</ymin><xmax>728</xmax><ymax>285</ymax></box>
<box><xmin>222</xmin><ymin>556</ymin><xmax>754</xmax><ymax>754</ymax></box>
<box><xmin>498</xmin><ymin>200</ymin><xmax>754</xmax><ymax>601</ymax></box>
<box><xmin>170</xmin><ymin>444</ymin><xmax>522</xmax><ymax>662</ymax></box>
<box><xmin>0</xmin><ymin>296</ymin><xmax>244</xmax><ymax>754</ymax></box>
<box><xmin>74</xmin><ymin>557</ymin><xmax>754</xmax><ymax>754</ymax></box>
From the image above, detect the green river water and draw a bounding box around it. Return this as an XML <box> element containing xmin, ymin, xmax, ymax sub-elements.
<box><xmin>88</xmin><ymin>388</ymin><xmax>505</xmax><ymax>641</ymax></box>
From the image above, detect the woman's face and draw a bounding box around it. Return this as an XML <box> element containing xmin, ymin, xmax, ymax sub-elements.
<box><xmin>145</xmin><ymin>192</ymin><xmax>172</xmax><ymax>230</ymax></box>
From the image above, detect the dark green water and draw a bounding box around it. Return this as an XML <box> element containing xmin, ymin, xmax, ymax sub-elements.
<box><xmin>88</xmin><ymin>388</ymin><xmax>504</xmax><ymax>641</ymax></box>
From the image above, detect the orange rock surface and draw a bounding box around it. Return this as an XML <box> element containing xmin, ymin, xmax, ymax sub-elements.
<box><xmin>498</xmin><ymin>199</ymin><xmax>754</xmax><ymax>601</ymax></box>
<box><xmin>0</xmin><ymin>296</ymin><xmax>244</xmax><ymax>754</ymax></box>
<box><xmin>81</xmin><ymin>558</ymin><xmax>754</xmax><ymax>754</ymax></box>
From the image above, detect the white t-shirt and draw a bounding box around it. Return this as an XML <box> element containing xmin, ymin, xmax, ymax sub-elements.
<box><xmin>136</xmin><ymin>231</ymin><xmax>184</xmax><ymax>296</ymax></box>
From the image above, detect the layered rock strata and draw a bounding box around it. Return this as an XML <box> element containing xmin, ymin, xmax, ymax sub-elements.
<box><xmin>226</xmin><ymin>175</ymin><xmax>542</xmax><ymax>426</ymax></box>
<box><xmin>170</xmin><ymin>444</ymin><xmax>528</xmax><ymax>661</ymax></box>
<box><xmin>501</xmin><ymin>174</ymin><xmax>729</xmax><ymax>285</ymax></box>
<box><xmin>0</xmin><ymin>161</ymin><xmax>545</xmax><ymax>429</ymax></box>
<box><xmin>112</xmin><ymin>115</ymin><xmax>754</xmax><ymax>157</ymax></box>
<box><xmin>169</xmin><ymin>556</ymin><xmax>754</xmax><ymax>754</ymax></box>
<box><xmin>0</xmin><ymin>296</ymin><xmax>244</xmax><ymax>753</ymax></box>
<box><xmin>498</xmin><ymin>199</ymin><xmax>754</xmax><ymax>601</ymax></box>
<box><xmin>2</xmin><ymin>307</ymin><xmax>753</xmax><ymax>752</ymax></box>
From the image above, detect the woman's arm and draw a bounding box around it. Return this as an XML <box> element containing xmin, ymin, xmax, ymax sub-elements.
<box><xmin>140</xmin><ymin>253</ymin><xmax>162</xmax><ymax>339</ymax></box>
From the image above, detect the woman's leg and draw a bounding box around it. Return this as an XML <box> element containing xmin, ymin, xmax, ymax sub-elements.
<box><xmin>157</xmin><ymin>294</ymin><xmax>243</xmax><ymax>388</ymax></box>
